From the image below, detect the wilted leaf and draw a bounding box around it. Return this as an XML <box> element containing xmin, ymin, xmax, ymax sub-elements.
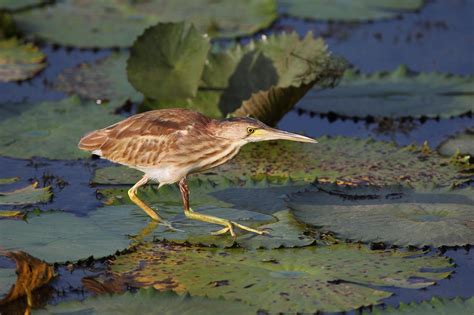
<box><xmin>111</xmin><ymin>242</ymin><xmax>451</xmax><ymax>313</ymax></box>
<box><xmin>128</xmin><ymin>22</ymin><xmax>210</xmax><ymax>101</ymax></box>
<box><xmin>297</xmin><ymin>66</ymin><xmax>474</xmax><ymax>119</ymax></box>
<box><xmin>54</xmin><ymin>52</ymin><xmax>142</xmax><ymax>107</ymax></box>
<box><xmin>438</xmin><ymin>128</ymin><xmax>474</xmax><ymax>157</ymax></box>
<box><xmin>368</xmin><ymin>297</ymin><xmax>474</xmax><ymax>315</ymax></box>
<box><xmin>0</xmin><ymin>38</ymin><xmax>45</xmax><ymax>82</ymax></box>
<box><xmin>0</xmin><ymin>210</ymin><xmax>22</xmax><ymax>218</ymax></box>
<box><xmin>93</xmin><ymin>136</ymin><xmax>469</xmax><ymax>189</ymax></box>
<box><xmin>288</xmin><ymin>185</ymin><xmax>474</xmax><ymax>247</ymax></box>
<box><xmin>14</xmin><ymin>0</ymin><xmax>277</xmax><ymax>47</ymax></box>
<box><xmin>0</xmin><ymin>96</ymin><xmax>122</xmax><ymax>159</ymax></box>
<box><xmin>0</xmin><ymin>252</ymin><xmax>54</xmax><ymax>306</ymax></box>
<box><xmin>35</xmin><ymin>287</ymin><xmax>256</xmax><ymax>315</ymax></box>
<box><xmin>0</xmin><ymin>183</ymin><xmax>51</xmax><ymax>205</ymax></box>
<box><xmin>0</xmin><ymin>177</ymin><xmax>19</xmax><ymax>185</ymax></box>
<box><xmin>279</xmin><ymin>0</ymin><xmax>424</xmax><ymax>21</ymax></box>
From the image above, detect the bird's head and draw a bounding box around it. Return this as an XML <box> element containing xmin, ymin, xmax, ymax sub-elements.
<box><xmin>214</xmin><ymin>117</ymin><xmax>317</xmax><ymax>144</ymax></box>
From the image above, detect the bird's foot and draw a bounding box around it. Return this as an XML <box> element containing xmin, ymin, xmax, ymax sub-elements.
<box><xmin>211</xmin><ymin>221</ymin><xmax>269</xmax><ymax>238</ymax></box>
<box><xmin>158</xmin><ymin>219</ymin><xmax>185</xmax><ymax>233</ymax></box>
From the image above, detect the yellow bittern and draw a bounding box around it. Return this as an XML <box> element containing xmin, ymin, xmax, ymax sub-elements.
<box><xmin>79</xmin><ymin>109</ymin><xmax>316</xmax><ymax>237</ymax></box>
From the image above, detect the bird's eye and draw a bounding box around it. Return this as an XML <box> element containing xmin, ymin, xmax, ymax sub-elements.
<box><xmin>247</xmin><ymin>127</ymin><xmax>255</xmax><ymax>134</ymax></box>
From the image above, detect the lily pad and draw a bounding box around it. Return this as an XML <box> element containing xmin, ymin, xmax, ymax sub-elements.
<box><xmin>128</xmin><ymin>22</ymin><xmax>210</xmax><ymax>101</ymax></box>
<box><xmin>111</xmin><ymin>242</ymin><xmax>451</xmax><ymax>313</ymax></box>
<box><xmin>0</xmin><ymin>183</ymin><xmax>51</xmax><ymax>205</ymax></box>
<box><xmin>14</xmin><ymin>0</ymin><xmax>277</xmax><ymax>48</ymax></box>
<box><xmin>0</xmin><ymin>96</ymin><xmax>122</xmax><ymax>159</ymax></box>
<box><xmin>368</xmin><ymin>297</ymin><xmax>474</xmax><ymax>315</ymax></box>
<box><xmin>297</xmin><ymin>66</ymin><xmax>474</xmax><ymax>119</ymax></box>
<box><xmin>97</xmin><ymin>177</ymin><xmax>312</xmax><ymax>248</ymax></box>
<box><xmin>93</xmin><ymin>136</ymin><xmax>469</xmax><ymax>189</ymax></box>
<box><xmin>279</xmin><ymin>0</ymin><xmax>424</xmax><ymax>21</ymax></box>
<box><xmin>0</xmin><ymin>38</ymin><xmax>45</xmax><ymax>82</ymax></box>
<box><xmin>288</xmin><ymin>185</ymin><xmax>474</xmax><ymax>247</ymax></box>
<box><xmin>35</xmin><ymin>287</ymin><xmax>256</xmax><ymax>315</ymax></box>
<box><xmin>142</xmin><ymin>31</ymin><xmax>344</xmax><ymax>125</ymax></box>
<box><xmin>438</xmin><ymin>128</ymin><xmax>474</xmax><ymax>157</ymax></box>
<box><xmin>54</xmin><ymin>52</ymin><xmax>142</xmax><ymax>107</ymax></box>
<box><xmin>0</xmin><ymin>0</ymin><xmax>45</xmax><ymax>11</ymax></box>
<box><xmin>0</xmin><ymin>177</ymin><xmax>19</xmax><ymax>185</ymax></box>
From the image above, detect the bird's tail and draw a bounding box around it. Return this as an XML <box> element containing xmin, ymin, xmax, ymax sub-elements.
<box><xmin>78</xmin><ymin>130</ymin><xmax>108</xmax><ymax>153</ymax></box>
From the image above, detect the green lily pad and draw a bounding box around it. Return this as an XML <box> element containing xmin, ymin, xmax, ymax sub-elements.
<box><xmin>288</xmin><ymin>185</ymin><xmax>474</xmax><ymax>247</ymax></box>
<box><xmin>128</xmin><ymin>22</ymin><xmax>210</xmax><ymax>101</ymax></box>
<box><xmin>98</xmin><ymin>177</ymin><xmax>312</xmax><ymax>248</ymax></box>
<box><xmin>142</xmin><ymin>31</ymin><xmax>344</xmax><ymax>126</ymax></box>
<box><xmin>0</xmin><ymin>96</ymin><xmax>122</xmax><ymax>159</ymax></box>
<box><xmin>0</xmin><ymin>184</ymin><xmax>51</xmax><ymax>205</ymax></box>
<box><xmin>92</xmin><ymin>136</ymin><xmax>469</xmax><ymax>189</ymax></box>
<box><xmin>297</xmin><ymin>66</ymin><xmax>474</xmax><ymax>119</ymax></box>
<box><xmin>0</xmin><ymin>177</ymin><xmax>19</xmax><ymax>185</ymax></box>
<box><xmin>111</xmin><ymin>242</ymin><xmax>451</xmax><ymax>313</ymax></box>
<box><xmin>438</xmin><ymin>128</ymin><xmax>474</xmax><ymax>157</ymax></box>
<box><xmin>368</xmin><ymin>297</ymin><xmax>474</xmax><ymax>315</ymax></box>
<box><xmin>34</xmin><ymin>287</ymin><xmax>256</xmax><ymax>315</ymax></box>
<box><xmin>279</xmin><ymin>0</ymin><xmax>424</xmax><ymax>21</ymax></box>
<box><xmin>0</xmin><ymin>0</ymin><xmax>44</xmax><ymax>11</ymax></box>
<box><xmin>54</xmin><ymin>52</ymin><xmax>142</xmax><ymax>107</ymax></box>
<box><xmin>0</xmin><ymin>38</ymin><xmax>45</xmax><ymax>82</ymax></box>
<box><xmin>14</xmin><ymin>0</ymin><xmax>277</xmax><ymax>48</ymax></box>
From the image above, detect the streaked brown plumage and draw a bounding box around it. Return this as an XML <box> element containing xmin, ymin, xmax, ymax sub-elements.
<box><xmin>79</xmin><ymin>108</ymin><xmax>316</xmax><ymax>237</ymax></box>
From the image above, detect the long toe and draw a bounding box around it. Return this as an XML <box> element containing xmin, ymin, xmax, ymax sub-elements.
<box><xmin>232</xmin><ymin>222</ymin><xmax>270</xmax><ymax>235</ymax></box>
<box><xmin>159</xmin><ymin>220</ymin><xmax>185</xmax><ymax>232</ymax></box>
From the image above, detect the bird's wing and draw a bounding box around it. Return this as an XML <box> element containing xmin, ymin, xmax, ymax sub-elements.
<box><xmin>78</xmin><ymin>109</ymin><xmax>212</xmax><ymax>166</ymax></box>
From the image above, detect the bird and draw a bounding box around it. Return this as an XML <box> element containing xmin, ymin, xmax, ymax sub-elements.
<box><xmin>78</xmin><ymin>108</ymin><xmax>317</xmax><ymax>237</ymax></box>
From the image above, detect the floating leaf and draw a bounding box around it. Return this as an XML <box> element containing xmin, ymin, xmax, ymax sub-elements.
<box><xmin>0</xmin><ymin>38</ymin><xmax>45</xmax><ymax>82</ymax></box>
<box><xmin>0</xmin><ymin>0</ymin><xmax>45</xmax><ymax>11</ymax></box>
<box><xmin>0</xmin><ymin>11</ymin><xmax>16</xmax><ymax>39</ymax></box>
<box><xmin>0</xmin><ymin>96</ymin><xmax>122</xmax><ymax>159</ymax></box>
<box><xmin>0</xmin><ymin>210</ymin><xmax>22</xmax><ymax>218</ymax></box>
<box><xmin>438</xmin><ymin>128</ymin><xmax>474</xmax><ymax>157</ymax></box>
<box><xmin>98</xmin><ymin>177</ymin><xmax>312</xmax><ymax>248</ymax></box>
<box><xmin>368</xmin><ymin>297</ymin><xmax>474</xmax><ymax>315</ymax></box>
<box><xmin>128</xmin><ymin>22</ymin><xmax>210</xmax><ymax>101</ymax></box>
<box><xmin>111</xmin><ymin>243</ymin><xmax>451</xmax><ymax>313</ymax></box>
<box><xmin>35</xmin><ymin>287</ymin><xmax>256</xmax><ymax>315</ymax></box>
<box><xmin>54</xmin><ymin>52</ymin><xmax>142</xmax><ymax>107</ymax></box>
<box><xmin>0</xmin><ymin>252</ymin><xmax>54</xmax><ymax>306</ymax></box>
<box><xmin>93</xmin><ymin>137</ymin><xmax>469</xmax><ymax>189</ymax></box>
<box><xmin>143</xmin><ymin>31</ymin><xmax>344</xmax><ymax>125</ymax></box>
<box><xmin>279</xmin><ymin>0</ymin><xmax>424</xmax><ymax>21</ymax></box>
<box><xmin>296</xmin><ymin>66</ymin><xmax>474</xmax><ymax>119</ymax></box>
<box><xmin>14</xmin><ymin>0</ymin><xmax>277</xmax><ymax>47</ymax></box>
<box><xmin>0</xmin><ymin>177</ymin><xmax>19</xmax><ymax>185</ymax></box>
<box><xmin>0</xmin><ymin>184</ymin><xmax>51</xmax><ymax>205</ymax></box>
<box><xmin>288</xmin><ymin>185</ymin><xmax>474</xmax><ymax>247</ymax></box>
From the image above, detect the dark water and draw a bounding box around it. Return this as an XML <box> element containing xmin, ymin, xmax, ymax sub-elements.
<box><xmin>0</xmin><ymin>0</ymin><xmax>473</xmax><ymax>313</ymax></box>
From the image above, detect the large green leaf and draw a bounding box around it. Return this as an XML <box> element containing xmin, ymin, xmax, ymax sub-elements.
<box><xmin>0</xmin><ymin>183</ymin><xmax>51</xmax><ymax>205</ymax></box>
<box><xmin>288</xmin><ymin>185</ymin><xmax>474</xmax><ymax>247</ymax></box>
<box><xmin>297</xmin><ymin>66</ymin><xmax>474</xmax><ymax>119</ymax></box>
<box><xmin>279</xmin><ymin>0</ymin><xmax>424</xmax><ymax>21</ymax></box>
<box><xmin>0</xmin><ymin>38</ymin><xmax>45</xmax><ymax>82</ymax></box>
<box><xmin>111</xmin><ymin>243</ymin><xmax>451</xmax><ymax>313</ymax></box>
<box><xmin>92</xmin><ymin>137</ymin><xmax>469</xmax><ymax>189</ymax></box>
<box><xmin>0</xmin><ymin>96</ymin><xmax>122</xmax><ymax>159</ymax></box>
<box><xmin>34</xmin><ymin>287</ymin><xmax>257</xmax><ymax>315</ymax></box>
<box><xmin>128</xmin><ymin>22</ymin><xmax>210</xmax><ymax>101</ymax></box>
<box><xmin>142</xmin><ymin>31</ymin><xmax>344</xmax><ymax>125</ymax></box>
<box><xmin>438</xmin><ymin>128</ymin><xmax>474</xmax><ymax>157</ymax></box>
<box><xmin>54</xmin><ymin>52</ymin><xmax>142</xmax><ymax>107</ymax></box>
<box><xmin>0</xmin><ymin>0</ymin><xmax>44</xmax><ymax>11</ymax></box>
<box><xmin>14</xmin><ymin>0</ymin><xmax>277</xmax><ymax>48</ymax></box>
<box><xmin>98</xmin><ymin>177</ymin><xmax>313</xmax><ymax>248</ymax></box>
<box><xmin>369</xmin><ymin>297</ymin><xmax>474</xmax><ymax>315</ymax></box>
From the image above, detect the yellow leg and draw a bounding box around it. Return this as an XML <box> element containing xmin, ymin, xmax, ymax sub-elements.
<box><xmin>178</xmin><ymin>178</ymin><xmax>268</xmax><ymax>238</ymax></box>
<box><xmin>128</xmin><ymin>176</ymin><xmax>162</xmax><ymax>221</ymax></box>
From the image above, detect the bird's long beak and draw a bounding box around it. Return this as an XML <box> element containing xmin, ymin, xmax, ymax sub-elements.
<box><xmin>253</xmin><ymin>128</ymin><xmax>317</xmax><ymax>143</ymax></box>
